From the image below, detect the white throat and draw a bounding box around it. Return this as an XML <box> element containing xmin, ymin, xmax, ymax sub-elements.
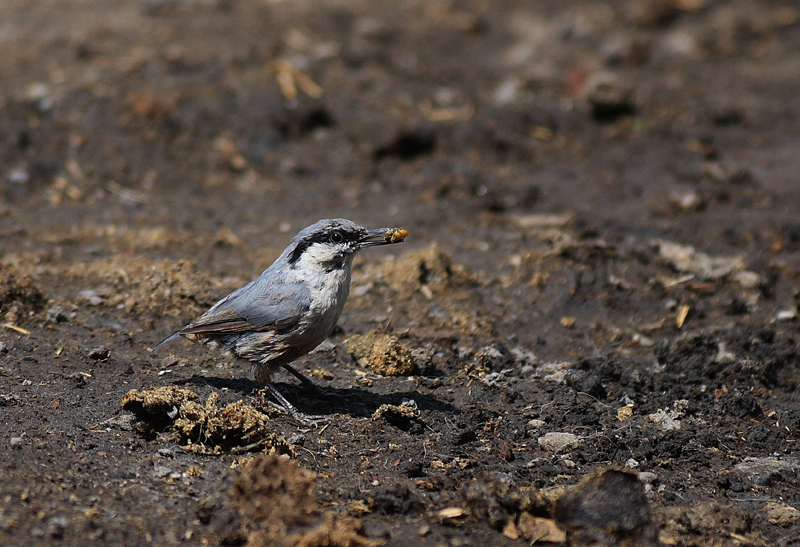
<box><xmin>294</xmin><ymin>242</ymin><xmax>351</xmax><ymax>273</ymax></box>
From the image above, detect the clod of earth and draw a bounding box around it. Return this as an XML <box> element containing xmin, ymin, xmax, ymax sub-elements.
<box><xmin>658</xmin><ymin>502</ymin><xmax>753</xmax><ymax>546</ymax></box>
<box><xmin>353</xmin><ymin>244</ymin><xmax>491</xmax><ymax>335</ymax></box>
<box><xmin>121</xmin><ymin>387</ymin><xmax>288</xmax><ymax>453</ymax></box>
<box><xmin>515</xmin><ymin>513</ymin><xmax>566</xmax><ymax>544</ymax></box>
<box><xmin>554</xmin><ymin>469</ymin><xmax>658</xmax><ymax>546</ymax></box>
<box><xmin>0</xmin><ymin>262</ymin><xmax>46</xmax><ymax>320</ymax></box>
<box><xmin>764</xmin><ymin>502</ymin><xmax>800</xmax><ymax>528</ymax></box>
<box><xmin>371</xmin><ymin>400</ymin><xmax>422</xmax><ymax>430</ymax></box>
<box><xmin>344</xmin><ymin>330</ymin><xmax>416</xmax><ymax>376</ymax></box>
<box><xmin>364</xmin><ymin>244</ymin><xmax>477</xmax><ymax>299</ymax></box>
<box><xmin>230</xmin><ymin>455</ymin><xmax>382</xmax><ymax>547</ymax></box>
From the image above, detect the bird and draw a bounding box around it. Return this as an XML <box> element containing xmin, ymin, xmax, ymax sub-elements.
<box><xmin>153</xmin><ymin>218</ymin><xmax>408</xmax><ymax>415</ymax></box>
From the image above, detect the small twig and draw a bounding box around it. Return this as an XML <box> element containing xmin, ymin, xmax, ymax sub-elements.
<box><xmin>2</xmin><ymin>323</ymin><xmax>30</xmax><ymax>335</ymax></box>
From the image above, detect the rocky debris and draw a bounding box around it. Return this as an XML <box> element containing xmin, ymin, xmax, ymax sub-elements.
<box><xmin>78</xmin><ymin>288</ymin><xmax>106</xmax><ymax>306</ymax></box>
<box><xmin>656</xmin><ymin>241</ymin><xmax>746</xmax><ymax>280</ymax></box>
<box><xmin>647</xmin><ymin>400</ymin><xmax>688</xmax><ymax>431</ymax></box>
<box><xmin>775</xmin><ymin>308</ymin><xmax>797</xmax><ymax>322</ymax></box>
<box><xmin>45</xmin><ymin>305</ymin><xmax>68</xmax><ymax>323</ymax></box>
<box><xmin>733</xmin><ymin>457</ymin><xmax>800</xmax><ymax>487</ymax></box>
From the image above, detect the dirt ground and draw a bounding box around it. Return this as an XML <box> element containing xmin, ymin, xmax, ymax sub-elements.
<box><xmin>2</xmin><ymin>0</ymin><xmax>800</xmax><ymax>545</ymax></box>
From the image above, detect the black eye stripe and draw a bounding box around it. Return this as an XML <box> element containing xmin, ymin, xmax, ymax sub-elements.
<box><xmin>288</xmin><ymin>226</ymin><xmax>363</xmax><ymax>264</ymax></box>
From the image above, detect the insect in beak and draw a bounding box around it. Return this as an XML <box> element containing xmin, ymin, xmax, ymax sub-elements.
<box><xmin>358</xmin><ymin>227</ymin><xmax>408</xmax><ymax>248</ymax></box>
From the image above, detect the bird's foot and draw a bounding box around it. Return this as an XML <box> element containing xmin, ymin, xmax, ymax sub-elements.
<box><xmin>256</xmin><ymin>383</ymin><xmax>329</xmax><ymax>428</ymax></box>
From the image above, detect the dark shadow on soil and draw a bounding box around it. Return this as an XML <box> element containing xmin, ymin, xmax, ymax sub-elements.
<box><xmin>181</xmin><ymin>374</ymin><xmax>457</xmax><ymax>418</ymax></box>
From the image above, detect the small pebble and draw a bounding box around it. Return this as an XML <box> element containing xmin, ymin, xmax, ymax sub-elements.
<box><xmin>153</xmin><ymin>465</ymin><xmax>174</xmax><ymax>478</ymax></box>
<box><xmin>79</xmin><ymin>289</ymin><xmax>105</xmax><ymax>306</ymax></box>
<box><xmin>88</xmin><ymin>346</ymin><xmax>110</xmax><ymax>360</ymax></box>
<box><xmin>638</xmin><ymin>472</ymin><xmax>658</xmax><ymax>485</ymax></box>
<box><xmin>8</xmin><ymin>167</ymin><xmax>30</xmax><ymax>184</ymax></box>
<box><xmin>287</xmin><ymin>433</ymin><xmax>306</xmax><ymax>446</ymax></box>
<box><xmin>776</xmin><ymin>309</ymin><xmax>797</xmax><ymax>322</ymax></box>
<box><xmin>46</xmin><ymin>516</ymin><xmax>68</xmax><ymax>539</ymax></box>
<box><xmin>538</xmin><ymin>432</ymin><xmax>579</xmax><ymax>452</ymax></box>
<box><xmin>46</xmin><ymin>305</ymin><xmax>68</xmax><ymax>323</ymax></box>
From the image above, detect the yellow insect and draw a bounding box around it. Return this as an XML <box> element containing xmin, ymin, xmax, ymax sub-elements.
<box><xmin>386</xmin><ymin>228</ymin><xmax>409</xmax><ymax>244</ymax></box>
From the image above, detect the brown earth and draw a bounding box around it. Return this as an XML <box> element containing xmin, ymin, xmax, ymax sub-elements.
<box><xmin>2</xmin><ymin>0</ymin><xmax>800</xmax><ymax>545</ymax></box>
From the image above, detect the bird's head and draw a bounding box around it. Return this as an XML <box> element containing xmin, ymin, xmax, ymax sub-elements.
<box><xmin>285</xmin><ymin>219</ymin><xmax>408</xmax><ymax>272</ymax></box>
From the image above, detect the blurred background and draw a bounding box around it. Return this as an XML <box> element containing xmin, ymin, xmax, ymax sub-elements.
<box><xmin>1</xmin><ymin>1</ymin><xmax>800</xmax><ymax>545</ymax></box>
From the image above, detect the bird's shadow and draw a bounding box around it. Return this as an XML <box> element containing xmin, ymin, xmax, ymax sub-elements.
<box><xmin>178</xmin><ymin>374</ymin><xmax>456</xmax><ymax>418</ymax></box>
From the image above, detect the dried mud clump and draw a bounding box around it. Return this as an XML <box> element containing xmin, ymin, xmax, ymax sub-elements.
<box><xmin>121</xmin><ymin>387</ymin><xmax>287</xmax><ymax>453</ymax></box>
<box><xmin>554</xmin><ymin>469</ymin><xmax>658</xmax><ymax>546</ymax></box>
<box><xmin>344</xmin><ymin>330</ymin><xmax>416</xmax><ymax>376</ymax></box>
<box><xmin>283</xmin><ymin>514</ymin><xmax>382</xmax><ymax>547</ymax></box>
<box><xmin>372</xmin><ymin>400</ymin><xmax>422</xmax><ymax>430</ymax></box>
<box><xmin>0</xmin><ymin>263</ymin><xmax>46</xmax><ymax>320</ymax></box>
<box><xmin>353</xmin><ymin>245</ymin><xmax>491</xmax><ymax>335</ymax></box>
<box><xmin>234</xmin><ymin>455</ymin><xmax>319</xmax><ymax>532</ymax></box>
<box><xmin>658</xmin><ymin>502</ymin><xmax>756</xmax><ymax>547</ymax></box>
<box><xmin>457</xmin><ymin>476</ymin><xmax>567</xmax><ymax>543</ymax></box>
<box><xmin>233</xmin><ymin>455</ymin><xmax>381</xmax><ymax>547</ymax></box>
<box><xmin>63</xmin><ymin>256</ymin><xmax>221</xmax><ymax>317</ymax></box>
<box><xmin>373</xmin><ymin>244</ymin><xmax>476</xmax><ymax>300</ymax></box>
<box><xmin>121</xmin><ymin>386</ymin><xmax>197</xmax><ymax>429</ymax></box>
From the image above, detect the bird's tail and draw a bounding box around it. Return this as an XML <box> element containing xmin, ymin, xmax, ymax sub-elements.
<box><xmin>151</xmin><ymin>332</ymin><xmax>182</xmax><ymax>354</ymax></box>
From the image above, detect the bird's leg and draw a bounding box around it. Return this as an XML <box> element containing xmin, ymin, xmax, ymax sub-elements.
<box><xmin>253</xmin><ymin>362</ymin><xmax>327</xmax><ymax>421</ymax></box>
<box><xmin>282</xmin><ymin>364</ymin><xmax>332</xmax><ymax>395</ymax></box>
<box><xmin>266</xmin><ymin>382</ymin><xmax>300</xmax><ymax>414</ymax></box>
<box><xmin>264</xmin><ymin>382</ymin><xmax>330</xmax><ymax>428</ymax></box>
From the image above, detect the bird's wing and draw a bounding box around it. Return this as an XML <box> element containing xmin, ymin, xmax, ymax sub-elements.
<box><xmin>178</xmin><ymin>279</ymin><xmax>309</xmax><ymax>337</ymax></box>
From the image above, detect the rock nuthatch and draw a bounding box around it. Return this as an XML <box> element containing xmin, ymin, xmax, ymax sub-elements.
<box><xmin>153</xmin><ymin>218</ymin><xmax>408</xmax><ymax>413</ymax></box>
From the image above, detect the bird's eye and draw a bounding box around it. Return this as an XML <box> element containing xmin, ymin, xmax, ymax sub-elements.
<box><xmin>330</xmin><ymin>231</ymin><xmax>344</xmax><ymax>244</ymax></box>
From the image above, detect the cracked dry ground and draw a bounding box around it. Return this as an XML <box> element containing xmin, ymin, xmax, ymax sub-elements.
<box><xmin>2</xmin><ymin>0</ymin><xmax>800</xmax><ymax>546</ymax></box>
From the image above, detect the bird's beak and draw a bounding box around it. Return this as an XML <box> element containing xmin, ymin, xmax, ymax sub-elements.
<box><xmin>358</xmin><ymin>227</ymin><xmax>409</xmax><ymax>248</ymax></box>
